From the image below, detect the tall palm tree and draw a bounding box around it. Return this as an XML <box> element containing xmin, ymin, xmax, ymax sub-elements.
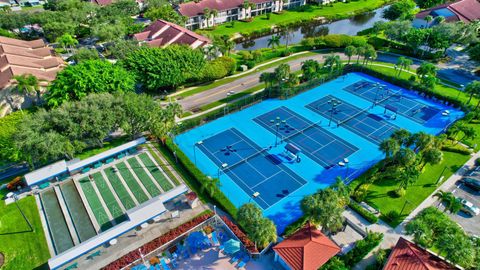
<box><xmin>201</xmin><ymin>176</ymin><xmax>221</xmax><ymax>197</ymax></box>
<box><xmin>391</xmin><ymin>129</ymin><xmax>411</xmax><ymax>147</ymax></box>
<box><xmin>211</xmin><ymin>9</ymin><xmax>218</xmax><ymax>26</ymax></box>
<box><xmin>433</xmin><ymin>190</ymin><xmax>451</xmax><ymax>207</ymax></box>
<box><xmin>267</xmin><ymin>35</ymin><xmax>280</xmax><ymax>50</ymax></box>
<box><xmin>379</xmin><ymin>138</ymin><xmax>400</xmax><ymax>159</ymax></box>
<box><xmin>279</xmin><ymin>26</ymin><xmax>293</xmax><ymax>49</ymax></box>
<box><xmin>344</xmin><ymin>45</ymin><xmax>356</xmax><ymax>64</ymax></box>
<box><xmin>203</xmin><ymin>8</ymin><xmax>211</xmax><ymax>28</ymax></box>
<box><xmin>259</xmin><ymin>72</ymin><xmax>275</xmax><ymax>88</ymax></box>
<box><xmin>13</xmin><ymin>74</ymin><xmax>41</xmax><ymax>104</ymax></box>
<box><xmin>416</xmin><ymin>62</ymin><xmax>437</xmax><ymax>79</ymax></box>
<box><xmin>323</xmin><ymin>54</ymin><xmax>341</xmax><ymax>74</ymax></box>
<box><xmin>398</xmin><ymin>166</ymin><xmax>420</xmax><ymax>190</ymax></box>
<box><xmin>465</xmin><ymin>80</ymin><xmax>480</xmax><ymax>105</ymax></box>
<box><xmin>420</xmin><ymin>148</ymin><xmax>442</xmax><ymax>170</ymax></box>
<box><xmin>424</xmin><ymin>15</ymin><xmax>433</xmax><ymax>28</ymax></box>
<box><xmin>355</xmin><ymin>46</ymin><xmax>365</xmax><ymax>64</ymax></box>
<box><xmin>433</xmin><ymin>15</ymin><xmax>445</xmax><ymax>25</ymax></box>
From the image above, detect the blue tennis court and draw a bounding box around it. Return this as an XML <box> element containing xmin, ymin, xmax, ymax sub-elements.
<box><xmin>307</xmin><ymin>95</ymin><xmax>400</xmax><ymax>144</ymax></box>
<box><xmin>253</xmin><ymin>106</ymin><xmax>358</xmax><ymax>168</ymax></box>
<box><xmin>343</xmin><ymin>80</ymin><xmax>441</xmax><ymax>123</ymax></box>
<box><xmin>196</xmin><ymin>128</ymin><xmax>307</xmax><ymax>209</ymax></box>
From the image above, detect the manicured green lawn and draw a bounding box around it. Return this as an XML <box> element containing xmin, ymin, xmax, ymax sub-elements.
<box><xmin>204</xmin><ymin>0</ymin><xmax>390</xmax><ymax>37</ymax></box>
<box><xmin>75</xmin><ymin>136</ymin><xmax>129</xmax><ymax>160</ymax></box>
<box><xmin>0</xmin><ymin>191</ymin><xmax>50</xmax><ymax>270</ymax></box>
<box><xmin>355</xmin><ymin>151</ymin><xmax>470</xmax><ymax>227</ymax></box>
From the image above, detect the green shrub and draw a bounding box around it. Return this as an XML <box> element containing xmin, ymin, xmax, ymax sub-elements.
<box><xmin>441</xmin><ymin>145</ymin><xmax>472</xmax><ymax>155</ymax></box>
<box><xmin>349</xmin><ymin>200</ymin><xmax>378</xmax><ymax>224</ymax></box>
<box><xmin>342</xmin><ymin>232</ymin><xmax>383</xmax><ymax>267</ymax></box>
<box><xmin>393</xmin><ymin>188</ymin><xmax>406</xmax><ymax>198</ymax></box>
<box><xmin>475</xmin><ymin>158</ymin><xmax>480</xmax><ymax>166</ymax></box>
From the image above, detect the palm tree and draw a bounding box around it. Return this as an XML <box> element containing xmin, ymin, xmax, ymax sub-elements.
<box><xmin>203</xmin><ymin>8</ymin><xmax>211</xmax><ymax>28</ymax></box>
<box><xmin>395</xmin><ymin>57</ymin><xmax>412</xmax><ymax>77</ymax></box>
<box><xmin>267</xmin><ymin>35</ymin><xmax>280</xmax><ymax>50</ymax></box>
<box><xmin>279</xmin><ymin>26</ymin><xmax>293</xmax><ymax>49</ymax></box>
<box><xmin>420</xmin><ymin>148</ymin><xmax>442</xmax><ymax>170</ymax></box>
<box><xmin>398</xmin><ymin>166</ymin><xmax>420</xmax><ymax>190</ymax></box>
<box><xmin>13</xmin><ymin>74</ymin><xmax>41</xmax><ymax>105</ymax></box>
<box><xmin>301</xmin><ymin>59</ymin><xmax>321</xmax><ymax>81</ymax></box>
<box><xmin>259</xmin><ymin>72</ymin><xmax>275</xmax><ymax>88</ymax></box>
<box><xmin>56</xmin><ymin>33</ymin><xmax>78</xmax><ymax>54</ymax></box>
<box><xmin>243</xmin><ymin>0</ymin><xmax>252</xmax><ymax>18</ymax></box>
<box><xmin>363</xmin><ymin>46</ymin><xmax>377</xmax><ymax>66</ymax></box>
<box><xmin>344</xmin><ymin>45</ymin><xmax>356</xmax><ymax>64</ymax></box>
<box><xmin>331</xmin><ymin>176</ymin><xmax>351</xmax><ymax>206</ymax></box>
<box><xmin>251</xmin><ymin>218</ymin><xmax>277</xmax><ymax>249</ymax></box>
<box><xmin>355</xmin><ymin>46</ymin><xmax>365</xmax><ymax>64</ymax></box>
<box><xmin>391</xmin><ymin>129</ymin><xmax>411</xmax><ymax>147</ymax></box>
<box><xmin>465</xmin><ymin>80</ymin><xmax>480</xmax><ymax>105</ymax></box>
<box><xmin>323</xmin><ymin>54</ymin><xmax>341</xmax><ymax>74</ymax></box>
<box><xmin>416</xmin><ymin>62</ymin><xmax>437</xmax><ymax>79</ymax></box>
<box><xmin>424</xmin><ymin>15</ymin><xmax>433</xmax><ymax>28</ymax></box>
<box><xmin>379</xmin><ymin>138</ymin><xmax>400</xmax><ymax>159</ymax></box>
<box><xmin>201</xmin><ymin>176</ymin><xmax>221</xmax><ymax>197</ymax></box>
<box><xmin>433</xmin><ymin>190</ymin><xmax>451</xmax><ymax>206</ymax></box>
<box><xmin>211</xmin><ymin>9</ymin><xmax>218</xmax><ymax>26</ymax></box>
<box><xmin>433</xmin><ymin>15</ymin><xmax>445</xmax><ymax>25</ymax></box>
<box><xmin>273</xmin><ymin>63</ymin><xmax>291</xmax><ymax>87</ymax></box>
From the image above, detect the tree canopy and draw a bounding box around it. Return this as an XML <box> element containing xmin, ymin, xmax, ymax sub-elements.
<box><xmin>122</xmin><ymin>45</ymin><xmax>206</xmax><ymax>91</ymax></box>
<box><xmin>45</xmin><ymin>60</ymin><xmax>135</xmax><ymax>107</ymax></box>
<box><xmin>237</xmin><ymin>203</ymin><xmax>277</xmax><ymax>249</ymax></box>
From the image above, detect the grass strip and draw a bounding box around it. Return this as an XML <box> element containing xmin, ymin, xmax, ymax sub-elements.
<box><xmin>146</xmin><ymin>145</ymin><xmax>181</xmax><ymax>186</ymax></box>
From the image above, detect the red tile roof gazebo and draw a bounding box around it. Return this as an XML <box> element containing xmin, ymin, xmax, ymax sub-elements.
<box><xmin>273</xmin><ymin>223</ymin><xmax>341</xmax><ymax>270</ymax></box>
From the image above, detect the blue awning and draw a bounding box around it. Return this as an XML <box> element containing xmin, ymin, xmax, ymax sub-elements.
<box><xmin>285</xmin><ymin>143</ymin><xmax>301</xmax><ymax>155</ymax></box>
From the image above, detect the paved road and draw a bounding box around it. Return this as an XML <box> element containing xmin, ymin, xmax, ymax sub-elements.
<box><xmin>176</xmin><ymin>51</ymin><xmax>421</xmax><ymax>111</ymax></box>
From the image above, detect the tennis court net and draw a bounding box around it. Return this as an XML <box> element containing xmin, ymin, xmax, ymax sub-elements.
<box><xmin>337</xmin><ymin>107</ymin><xmax>371</xmax><ymax>127</ymax></box>
<box><xmin>280</xmin><ymin>120</ymin><xmax>323</xmax><ymax>142</ymax></box>
<box><xmin>221</xmin><ymin>146</ymin><xmax>269</xmax><ymax>172</ymax></box>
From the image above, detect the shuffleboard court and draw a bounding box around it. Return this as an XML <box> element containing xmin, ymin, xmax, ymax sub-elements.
<box><xmin>197</xmin><ymin>128</ymin><xmax>306</xmax><ymax>210</ymax></box>
<box><xmin>254</xmin><ymin>106</ymin><xmax>358</xmax><ymax>168</ymax></box>
<box><xmin>138</xmin><ymin>153</ymin><xmax>174</xmax><ymax>191</ymax></box>
<box><xmin>127</xmin><ymin>157</ymin><xmax>161</xmax><ymax>197</ymax></box>
<box><xmin>343</xmin><ymin>80</ymin><xmax>440</xmax><ymax>123</ymax></box>
<box><xmin>78</xmin><ymin>177</ymin><xmax>112</xmax><ymax>231</ymax></box>
<box><xmin>307</xmin><ymin>95</ymin><xmax>399</xmax><ymax>144</ymax></box>
<box><xmin>115</xmin><ymin>162</ymin><xmax>149</xmax><ymax>204</ymax></box>
<box><xmin>91</xmin><ymin>172</ymin><xmax>127</xmax><ymax>224</ymax></box>
<box><xmin>104</xmin><ymin>167</ymin><xmax>137</xmax><ymax>210</ymax></box>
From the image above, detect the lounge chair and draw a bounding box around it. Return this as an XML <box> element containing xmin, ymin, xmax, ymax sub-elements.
<box><xmin>230</xmin><ymin>253</ymin><xmax>242</xmax><ymax>264</ymax></box>
<box><xmin>236</xmin><ymin>256</ymin><xmax>250</xmax><ymax>269</ymax></box>
<box><xmin>161</xmin><ymin>258</ymin><xmax>171</xmax><ymax>270</ymax></box>
<box><xmin>211</xmin><ymin>231</ymin><xmax>220</xmax><ymax>246</ymax></box>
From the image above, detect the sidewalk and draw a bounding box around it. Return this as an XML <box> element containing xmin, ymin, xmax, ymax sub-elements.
<box><xmin>352</xmin><ymin>151</ymin><xmax>480</xmax><ymax>269</ymax></box>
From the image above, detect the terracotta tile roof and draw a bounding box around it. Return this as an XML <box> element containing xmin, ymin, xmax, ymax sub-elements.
<box><xmin>0</xmin><ymin>36</ymin><xmax>64</xmax><ymax>89</ymax></box>
<box><xmin>178</xmin><ymin>0</ymin><xmax>244</xmax><ymax>17</ymax></box>
<box><xmin>134</xmin><ymin>19</ymin><xmax>211</xmax><ymax>49</ymax></box>
<box><xmin>383</xmin><ymin>238</ymin><xmax>460</xmax><ymax>270</ymax></box>
<box><xmin>273</xmin><ymin>223</ymin><xmax>341</xmax><ymax>270</ymax></box>
<box><xmin>415</xmin><ymin>0</ymin><xmax>480</xmax><ymax>23</ymax></box>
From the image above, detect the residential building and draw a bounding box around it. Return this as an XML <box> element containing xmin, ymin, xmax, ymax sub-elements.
<box><xmin>178</xmin><ymin>0</ymin><xmax>307</xmax><ymax>30</ymax></box>
<box><xmin>413</xmin><ymin>0</ymin><xmax>480</xmax><ymax>28</ymax></box>
<box><xmin>134</xmin><ymin>19</ymin><xmax>211</xmax><ymax>49</ymax></box>
<box><xmin>0</xmin><ymin>36</ymin><xmax>64</xmax><ymax>90</ymax></box>
<box><xmin>0</xmin><ymin>36</ymin><xmax>64</xmax><ymax>115</ymax></box>
<box><xmin>273</xmin><ymin>222</ymin><xmax>341</xmax><ymax>270</ymax></box>
<box><xmin>383</xmin><ymin>237</ymin><xmax>461</xmax><ymax>270</ymax></box>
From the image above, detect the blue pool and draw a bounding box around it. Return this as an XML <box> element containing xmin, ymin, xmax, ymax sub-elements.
<box><xmin>176</xmin><ymin>72</ymin><xmax>463</xmax><ymax>233</ymax></box>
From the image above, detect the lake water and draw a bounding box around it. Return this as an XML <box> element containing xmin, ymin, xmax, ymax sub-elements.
<box><xmin>235</xmin><ymin>5</ymin><xmax>389</xmax><ymax>51</ymax></box>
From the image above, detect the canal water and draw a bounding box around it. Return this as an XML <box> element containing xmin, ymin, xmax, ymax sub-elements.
<box><xmin>235</xmin><ymin>5</ymin><xmax>389</xmax><ymax>51</ymax></box>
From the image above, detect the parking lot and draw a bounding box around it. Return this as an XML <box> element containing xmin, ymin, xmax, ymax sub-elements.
<box><xmin>438</xmin><ymin>171</ymin><xmax>480</xmax><ymax>236</ymax></box>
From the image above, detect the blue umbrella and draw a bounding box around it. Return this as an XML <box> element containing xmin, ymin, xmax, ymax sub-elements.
<box><xmin>187</xmin><ymin>231</ymin><xmax>207</xmax><ymax>248</ymax></box>
<box><xmin>223</xmin><ymin>239</ymin><xmax>241</xmax><ymax>254</ymax></box>
<box><xmin>131</xmin><ymin>264</ymin><xmax>147</xmax><ymax>270</ymax></box>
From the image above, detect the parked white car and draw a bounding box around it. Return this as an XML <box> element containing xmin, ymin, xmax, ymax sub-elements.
<box><xmin>459</xmin><ymin>198</ymin><xmax>480</xmax><ymax>216</ymax></box>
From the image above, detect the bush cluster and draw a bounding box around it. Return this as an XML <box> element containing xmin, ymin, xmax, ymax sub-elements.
<box><xmin>301</xmin><ymin>34</ymin><xmax>367</xmax><ymax>49</ymax></box>
<box><xmin>342</xmin><ymin>232</ymin><xmax>384</xmax><ymax>267</ymax></box>
<box><xmin>199</xmin><ymin>56</ymin><xmax>236</xmax><ymax>82</ymax></box>
<box><xmin>348</xmin><ymin>200</ymin><xmax>379</xmax><ymax>224</ymax></box>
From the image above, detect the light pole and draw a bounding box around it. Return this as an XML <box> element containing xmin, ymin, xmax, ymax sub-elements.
<box><xmin>13</xmin><ymin>194</ymin><xmax>33</xmax><ymax>232</ymax></box>
<box><xmin>457</xmin><ymin>84</ymin><xmax>464</xmax><ymax>100</ymax></box>
<box><xmin>327</xmin><ymin>98</ymin><xmax>341</xmax><ymax>126</ymax></box>
<box><xmin>270</xmin><ymin>117</ymin><xmax>287</xmax><ymax>147</ymax></box>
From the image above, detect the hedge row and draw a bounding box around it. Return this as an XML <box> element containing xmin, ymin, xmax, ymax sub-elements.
<box><xmin>301</xmin><ymin>34</ymin><xmax>367</xmax><ymax>49</ymax></box>
<box><xmin>163</xmin><ymin>139</ymin><xmax>238</xmax><ymax>218</ymax></box>
<box><xmin>348</xmin><ymin>200</ymin><xmax>378</xmax><ymax>224</ymax></box>
<box><xmin>441</xmin><ymin>145</ymin><xmax>472</xmax><ymax>155</ymax></box>
<box><xmin>342</xmin><ymin>232</ymin><xmax>384</xmax><ymax>267</ymax></box>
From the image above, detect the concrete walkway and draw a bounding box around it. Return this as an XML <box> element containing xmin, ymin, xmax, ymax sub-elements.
<box><xmin>352</xmin><ymin>151</ymin><xmax>480</xmax><ymax>269</ymax></box>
